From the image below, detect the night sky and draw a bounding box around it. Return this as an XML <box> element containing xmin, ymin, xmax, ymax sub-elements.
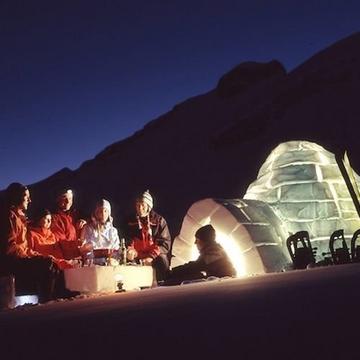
<box><xmin>1</xmin><ymin>0</ymin><xmax>359</xmax><ymax>190</ymax></box>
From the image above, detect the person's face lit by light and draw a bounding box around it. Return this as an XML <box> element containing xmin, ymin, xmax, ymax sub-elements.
<box><xmin>57</xmin><ymin>191</ymin><xmax>73</xmax><ymax>212</ymax></box>
<box><xmin>136</xmin><ymin>200</ymin><xmax>150</xmax><ymax>217</ymax></box>
<box><xmin>95</xmin><ymin>206</ymin><xmax>109</xmax><ymax>224</ymax></box>
<box><xmin>39</xmin><ymin>214</ymin><xmax>52</xmax><ymax>229</ymax></box>
<box><xmin>20</xmin><ymin>189</ymin><xmax>31</xmax><ymax>211</ymax></box>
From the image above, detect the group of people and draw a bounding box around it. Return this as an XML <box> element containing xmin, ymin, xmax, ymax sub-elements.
<box><xmin>0</xmin><ymin>182</ymin><xmax>236</xmax><ymax>303</ymax></box>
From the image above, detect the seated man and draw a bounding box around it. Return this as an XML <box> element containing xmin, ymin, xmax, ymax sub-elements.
<box><xmin>0</xmin><ymin>183</ymin><xmax>60</xmax><ymax>303</ymax></box>
<box><xmin>165</xmin><ymin>224</ymin><xmax>236</xmax><ymax>285</ymax></box>
<box><xmin>51</xmin><ymin>188</ymin><xmax>86</xmax><ymax>259</ymax></box>
<box><xmin>124</xmin><ymin>190</ymin><xmax>171</xmax><ymax>281</ymax></box>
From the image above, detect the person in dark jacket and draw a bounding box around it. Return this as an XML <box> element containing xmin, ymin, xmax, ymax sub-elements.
<box><xmin>165</xmin><ymin>224</ymin><xmax>236</xmax><ymax>285</ymax></box>
<box><xmin>0</xmin><ymin>183</ymin><xmax>60</xmax><ymax>303</ymax></box>
<box><xmin>124</xmin><ymin>190</ymin><xmax>171</xmax><ymax>282</ymax></box>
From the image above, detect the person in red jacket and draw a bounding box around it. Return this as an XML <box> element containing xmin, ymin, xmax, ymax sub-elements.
<box><xmin>124</xmin><ymin>190</ymin><xmax>171</xmax><ymax>282</ymax></box>
<box><xmin>0</xmin><ymin>183</ymin><xmax>60</xmax><ymax>303</ymax></box>
<box><xmin>51</xmin><ymin>189</ymin><xmax>86</xmax><ymax>259</ymax></box>
<box><xmin>28</xmin><ymin>209</ymin><xmax>75</xmax><ymax>270</ymax></box>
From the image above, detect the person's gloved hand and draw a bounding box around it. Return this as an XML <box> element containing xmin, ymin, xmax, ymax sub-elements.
<box><xmin>57</xmin><ymin>259</ymin><xmax>75</xmax><ymax>269</ymax></box>
<box><xmin>127</xmin><ymin>247</ymin><xmax>138</xmax><ymax>261</ymax></box>
<box><xmin>79</xmin><ymin>242</ymin><xmax>93</xmax><ymax>254</ymax></box>
<box><xmin>76</xmin><ymin>219</ymin><xmax>87</xmax><ymax>231</ymax></box>
<box><xmin>142</xmin><ymin>257</ymin><xmax>153</xmax><ymax>266</ymax></box>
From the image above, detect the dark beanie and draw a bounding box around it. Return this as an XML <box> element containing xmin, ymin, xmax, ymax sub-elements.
<box><xmin>5</xmin><ymin>182</ymin><xmax>28</xmax><ymax>206</ymax></box>
<box><xmin>195</xmin><ymin>224</ymin><xmax>216</xmax><ymax>243</ymax></box>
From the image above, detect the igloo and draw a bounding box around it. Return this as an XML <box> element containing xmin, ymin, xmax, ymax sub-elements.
<box><xmin>171</xmin><ymin>140</ymin><xmax>360</xmax><ymax>276</ymax></box>
<box><xmin>171</xmin><ymin>198</ymin><xmax>290</xmax><ymax>276</ymax></box>
<box><xmin>244</xmin><ymin>140</ymin><xmax>360</xmax><ymax>260</ymax></box>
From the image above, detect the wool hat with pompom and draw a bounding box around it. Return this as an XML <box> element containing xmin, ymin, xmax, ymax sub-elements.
<box><xmin>136</xmin><ymin>190</ymin><xmax>153</xmax><ymax>210</ymax></box>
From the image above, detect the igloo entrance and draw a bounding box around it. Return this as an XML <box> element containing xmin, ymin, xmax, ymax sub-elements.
<box><xmin>171</xmin><ymin>198</ymin><xmax>290</xmax><ymax>276</ymax></box>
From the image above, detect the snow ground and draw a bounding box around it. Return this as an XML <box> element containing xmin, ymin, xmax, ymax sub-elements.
<box><xmin>1</xmin><ymin>263</ymin><xmax>360</xmax><ymax>359</ymax></box>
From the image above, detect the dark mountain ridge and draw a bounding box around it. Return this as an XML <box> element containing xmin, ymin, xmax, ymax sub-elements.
<box><xmin>4</xmin><ymin>31</ymin><xmax>360</xmax><ymax>239</ymax></box>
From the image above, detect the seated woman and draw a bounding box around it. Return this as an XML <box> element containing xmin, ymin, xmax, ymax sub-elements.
<box><xmin>28</xmin><ymin>209</ymin><xmax>75</xmax><ymax>270</ymax></box>
<box><xmin>80</xmin><ymin>199</ymin><xmax>120</xmax><ymax>265</ymax></box>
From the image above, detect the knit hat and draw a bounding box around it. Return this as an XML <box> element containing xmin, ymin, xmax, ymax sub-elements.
<box><xmin>5</xmin><ymin>183</ymin><xmax>28</xmax><ymax>206</ymax></box>
<box><xmin>92</xmin><ymin>198</ymin><xmax>113</xmax><ymax>224</ymax></box>
<box><xmin>195</xmin><ymin>224</ymin><xmax>216</xmax><ymax>243</ymax></box>
<box><xmin>95</xmin><ymin>199</ymin><xmax>111</xmax><ymax>215</ymax></box>
<box><xmin>136</xmin><ymin>190</ymin><xmax>153</xmax><ymax>210</ymax></box>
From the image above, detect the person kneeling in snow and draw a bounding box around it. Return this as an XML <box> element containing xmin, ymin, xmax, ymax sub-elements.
<box><xmin>165</xmin><ymin>224</ymin><xmax>236</xmax><ymax>285</ymax></box>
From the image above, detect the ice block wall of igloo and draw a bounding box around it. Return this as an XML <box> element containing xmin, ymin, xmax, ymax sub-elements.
<box><xmin>244</xmin><ymin>140</ymin><xmax>360</xmax><ymax>259</ymax></box>
<box><xmin>172</xmin><ymin>198</ymin><xmax>291</xmax><ymax>276</ymax></box>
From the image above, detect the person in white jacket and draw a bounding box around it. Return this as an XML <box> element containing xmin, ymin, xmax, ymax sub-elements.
<box><xmin>80</xmin><ymin>199</ymin><xmax>120</xmax><ymax>264</ymax></box>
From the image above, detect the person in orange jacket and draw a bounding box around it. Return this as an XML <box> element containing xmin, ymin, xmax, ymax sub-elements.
<box><xmin>28</xmin><ymin>208</ymin><xmax>75</xmax><ymax>270</ymax></box>
<box><xmin>51</xmin><ymin>188</ymin><xmax>86</xmax><ymax>260</ymax></box>
<box><xmin>0</xmin><ymin>183</ymin><xmax>60</xmax><ymax>303</ymax></box>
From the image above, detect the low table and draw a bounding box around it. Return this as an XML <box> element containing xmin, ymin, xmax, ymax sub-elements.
<box><xmin>64</xmin><ymin>265</ymin><xmax>154</xmax><ymax>293</ymax></box>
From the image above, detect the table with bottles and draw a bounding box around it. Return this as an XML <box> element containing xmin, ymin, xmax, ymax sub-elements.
<box><xmin>64</xmin><ymin>258</ymin><xmax>154</xmax><ymax>293</ymax></box>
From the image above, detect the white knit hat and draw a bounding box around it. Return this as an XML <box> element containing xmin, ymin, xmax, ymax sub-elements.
<box><xmin>96</xmin><ymin>198</ymin><xmax>111</xmax><ymax>215</ymax></box>
<box><xmin>140</xmin><ymin>190</ymin><xmax>153</xmax><ymax>210</ymax></box>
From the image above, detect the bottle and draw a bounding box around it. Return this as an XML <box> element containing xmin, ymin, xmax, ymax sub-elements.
<box><xmin>120</xmin><ymin>238</ymin><xmax>127</xmax><ymax>266</ymax></box>
<box><xmin>106</xmin><ymin>249</ymin><xmax>112</xmax><ymax>266</ymax></box>
<box><xmin>84</xmin><ymin>250</ymin><xmax>94</xmax><ymax>266</ymax></box>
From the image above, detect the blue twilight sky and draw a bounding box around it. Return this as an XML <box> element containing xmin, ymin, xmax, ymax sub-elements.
<box><xmin>0</xmin><ymin>0</ymin><xmax>359</xmax><ymax>190</ymax></box>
